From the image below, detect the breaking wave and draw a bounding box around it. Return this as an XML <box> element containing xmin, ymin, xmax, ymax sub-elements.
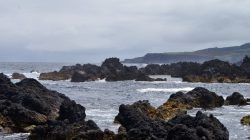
<box><xmin>137</xmin><ymin>87</ymin><xmax>194</xmax><ymax>93</ymax></box>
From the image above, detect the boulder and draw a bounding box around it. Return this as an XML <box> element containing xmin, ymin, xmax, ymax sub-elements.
<box><xmin>225</xmin><ymin>92</ymin><xmax>248</xmax><ymax>105</ymax></box>
<box><xmin>57</xmin><ymin>100</ymin><xmax>86</xmax><ymax>123</ymax></box>
<box><xmin>115</xmin><ymin>102</ymin><xmax>170</xmax><ymax>139</ymax></box>
<box><xmin>11</xmin><ymin>72</ymin><xmax>26</xmax><ymax>80</ymax></box>
<box><xmin>101</xmin><ymin>58</ymin><xmax>123</xmax><ymax>73</ymax></box>
<box><xmin>168</xmin><ymin>87</ymin><xmax>224</xmax><ymax>109</ymax></box>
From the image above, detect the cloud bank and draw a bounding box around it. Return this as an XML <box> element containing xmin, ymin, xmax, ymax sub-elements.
<box><xmin>0</xmin><ymin>0</ymin><xmax>250</xmax><ymax>62</ymax></box>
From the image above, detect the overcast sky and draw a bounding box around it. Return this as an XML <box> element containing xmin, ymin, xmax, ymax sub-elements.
<box><xmin>0</xmin><ymin>0</ymin><xmax>250</xmax><ymax>62</ymax></box>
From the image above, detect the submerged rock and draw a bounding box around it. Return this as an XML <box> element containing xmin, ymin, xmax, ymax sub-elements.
<box><xmin>11</xmin><ymin>72</ymin><xmax>26</xmax><ymax>80</ymax></box>
<box><xmin>225</xmin><ymin>92</ymin><xmax>248</xmax><ymax>106</ymax></box>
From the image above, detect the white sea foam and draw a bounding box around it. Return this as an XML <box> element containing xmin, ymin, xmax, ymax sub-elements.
<box><xmin>0</xmin><ymin>133</ymin><xmax>30</xmax><ymax>140</ymax></box>
<box><xmin>5</xmin><ymin>73</ymin><xmax>12</xmax><ymax>78</ymax></box>
<box><xmin>96</xmin><ymin>78</ymin><xmax>106</xmax><ymax>83</ymax></box>
<box><xmin>137</xmin><ymin>87</ymin><xmax>194</xmax><ymax>93</ymax></box>
<box><xmin>23</xmin><ymin>71</ymin><xmax>40</xmax><ymax>79</ymax></box>
<box><xmin>86</xmin><ymin>109</ymin><xmax>118</xmax><ymax>118</ymax></box>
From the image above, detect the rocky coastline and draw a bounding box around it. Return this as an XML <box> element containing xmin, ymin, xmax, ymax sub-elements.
<box><xmin>141</xmin><ymin>56</ymin><xmax>250</xmax><ymax>83</ymax></box>
<box><xmin>39</xmin><ymin>58</ymin><xmax>166</xmax><ymax>82</ymax></box>
<box><xmin>38</xmin><ymin>56</ymin><xmax>250</xmax><ymax>83</ymax></box>
<box><xmin>2</xmin><ymin>73</ymin><xmax>250</xmax><ymax>139</ymax></box>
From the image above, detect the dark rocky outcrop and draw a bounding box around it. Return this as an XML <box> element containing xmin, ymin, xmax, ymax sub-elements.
<box><xmin>138</xmin><ymin>56</ymin><xmax>250</xmax><ymax>83</ymax></box>
<box><xmin>0</xmin><ymin>74</ymin><xmax>69</xmax><ymax>133</ymax></box>
<box><xmin>71</xmin><ymin>71</ymin><xmax>98</xmax><ymax>82</ymax></box>
<box><xmin>225</xmin><ymin>92</ymin><xmax>248</xmax><ymax>106</ymax></box>
<box><xmin>115</xmin><ymin>87</ymin><xmax>229</xmax><ymax>140</ymax></box>
<box><xmin>0</xmin><ymin>73</ymin><xmax>104</xmax><ymax>140</ymax></box>
<box><xmin>178</xmin><ymin>57</ymin><xmax>250</xmax><ymax>83</ymax></box>
<box><xmin>38</xmin><ymin>55</ymin><xmax>250</xmax><ymax>83</ymax></box>
<box><xmin>40</xmin><ymin>57</ymin><xmax>165</xmax><ymax>82</ymax></box>
<box><xmin>11</xmin><ymin>72</ymin><xmax>26</xmax><ymax>80</ymax></box>
<box><xmin>149</xmin><ymin>87</ymin><xmax>223</xmax><ymax>120</ymax></box>
<box><xmin>0</xmin><ymin>74</ymin><xmax>61</xmax><ymax>132</ymax></box>
<box><xmin>29</xmin><ymin>104</ymin><xmax>108</xmax><ymax>140</ymax></box>
<box><xmin>168</xmin><ymin>87</ymin><xmax>224</xmax><ymax>109</ymax></box>
<box><xmin>115</xmin><ymin>100</ymin><xmax>229</xmax><ymax>140</ymax></box>
<box><xmin>140</xmin><ymin>62</ymin><xmax>201</xmax><ymax>77</ymax></box>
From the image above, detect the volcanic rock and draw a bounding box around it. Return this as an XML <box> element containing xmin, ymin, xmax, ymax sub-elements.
<box><xmin>225</xmin><ymin>92</ymin><xmax>248</xmax><ymax>105</ymax></box>
<box><xmin>11</xmin><ymin>72</ymin><xmax>26</xmax><ymax>80</ymax></box>
<box><xmin>168</xmin><ymin>87</ymin><xmax>224</xmax><ymax>109</ymax></box>
<box><xmin>115</xmin><ymin>100</ymin><xmax>229</xmax><ymax>140</ymax></box>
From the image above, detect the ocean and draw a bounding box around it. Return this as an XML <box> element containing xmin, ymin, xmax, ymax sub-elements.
<box><xmin>0</xmin><ymin>62</ymin><xmax>250</xmax><ymax>140</ymax></box>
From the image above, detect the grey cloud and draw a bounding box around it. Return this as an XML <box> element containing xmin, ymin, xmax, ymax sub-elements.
<box><xmin>0</xmin><ymin>0</ymin><xmax>250</xmax><ymax>62</ymax></box>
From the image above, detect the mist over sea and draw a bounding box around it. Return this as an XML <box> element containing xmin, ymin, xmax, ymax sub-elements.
<box><xmin>0</xmin><ymin>62</ymin><xmax>250</xmax><ymax>140</ymax></box>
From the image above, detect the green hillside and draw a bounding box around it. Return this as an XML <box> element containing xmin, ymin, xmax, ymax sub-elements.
<box><xmin>123</xmin><ymin>43</ymin><xmax>250</xmax><ymax>64</ymax></box>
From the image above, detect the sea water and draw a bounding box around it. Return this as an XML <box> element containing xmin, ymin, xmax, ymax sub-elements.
<box><xmin>0</xmin><ymin>62</ymin><xmax>250</xmax><ymax>140</ymax></box>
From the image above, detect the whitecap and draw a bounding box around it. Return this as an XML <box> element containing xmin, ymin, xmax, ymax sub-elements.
<box><xmin>95</xmin><ymin>78</ymin><xmax>106</xmax><ymax>83</ymax></box>
<box><xmin>23</xmin><ymin>71</ymin><xmax>40</xmax><ymax>79</ymax></box>
<box><xmin>0</xmin><ymin>133</ymin><xmax>30</xmax><ymax>140</ymax></box>
<box><xmin>137</xmin><ymin>87</ymin><xmax>194</xmax><ymax>93</ymax></box>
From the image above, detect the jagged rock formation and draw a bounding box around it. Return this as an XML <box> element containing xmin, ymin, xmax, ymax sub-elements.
<box><xmin>139</xmin><ymin>56</ymin><xmax>250</xmax><ymax>83</ymax></box>
<box><xmin>39</xmin><ymin>58</ymin><xmax>166</xmax><ymax>82</ymax></box>
<box><xmin>0</xmin><ymin>73</ymin><xmax>108</xmax><ymax>140</ymax></box>
<box><xmin>115</xmin><ymin>100</ymin><xmax>229</xmax><ymax>140</ymax></box>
